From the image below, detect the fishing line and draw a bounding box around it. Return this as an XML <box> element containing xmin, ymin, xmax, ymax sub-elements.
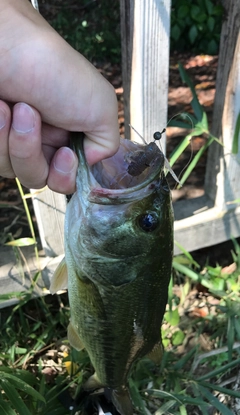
<box><xmin>129</xmin><ymin>111</ymin><xmax>194</xmax><ymax>188</ymax></box>
<box><xmin>164</xmin><ymin>112</ymin><xmax>194</xmax><ymax>188</ymax></box>
<box><xmin>130</xmin><ymin>123</ymin><xmax>181</xmax><ymax>185</ymax></box>
<box><xmin>129</xmin><ymin>124</ymin><xmax>148</xmax><ymax>145</ymax></box>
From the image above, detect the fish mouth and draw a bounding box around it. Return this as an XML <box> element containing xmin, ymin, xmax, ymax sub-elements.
<box><xmin>73</xmin><ymin>136</ymin><xmax>165</xmax><ymax>204</ymax></box>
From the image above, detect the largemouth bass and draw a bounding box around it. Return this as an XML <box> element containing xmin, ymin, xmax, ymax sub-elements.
<box><xmin>51</xmin><ymin>134</ymin><xmax>173</xmax><ymax>415</ymax></box>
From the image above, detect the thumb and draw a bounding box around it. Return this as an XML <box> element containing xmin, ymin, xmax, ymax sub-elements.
<box><xmin>0</xmin><ymin>0</ymin><xmax>120</xmax><ymax>164</ymax></box>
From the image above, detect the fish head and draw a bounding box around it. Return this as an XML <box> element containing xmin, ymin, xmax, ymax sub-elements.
<box><xmin>66</xmin><ymin>136</ymin><xmax>173</xmax><ymax>285</ymax></box>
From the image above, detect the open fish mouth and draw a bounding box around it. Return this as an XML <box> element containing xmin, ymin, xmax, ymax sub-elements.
<box><xmin>73</xmin><ymin>136</ymin><xmax>166</xmax><ymax>204</ymax></box>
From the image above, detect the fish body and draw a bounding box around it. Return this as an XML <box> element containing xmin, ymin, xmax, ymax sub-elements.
<box><xmin>51</xmin><ymin>135</ymin><xmax>173</xmax><ymax>415</ymax></box>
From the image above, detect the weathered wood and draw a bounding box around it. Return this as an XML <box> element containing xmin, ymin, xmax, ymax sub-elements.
<box><xmin>205</xmin><ymin>0</ymin><xmax>240</xmax><ymax>207</ymax></box>
<box><xmin>0</xmin><ymin>245</ymin><xmax>64</xmax><ymax>309</ymax></box>
<box><xmin>174</xmin><ymin>200</ymin><xmax>240</xmax><ymax>255</ymax></box>
<box><xmin>30</xmin><ymin>188</ymin><xmax>66</xmax><ymax>257</ymax></box>
<box><xmin>120</xmin><ymin>0</ymin><xmax>171</xmax><ymax>150</ymax></box>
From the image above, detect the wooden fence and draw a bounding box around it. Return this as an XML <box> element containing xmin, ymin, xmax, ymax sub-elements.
<box><xmin>0</xmin><ymin>0</ymin><xmax>239</xmax><ymax>306</ymax></box>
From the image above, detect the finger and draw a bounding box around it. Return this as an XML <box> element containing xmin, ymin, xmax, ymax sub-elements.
<box><xmin>82</xmin><ymin>78</ymin><xmax>120</xmax><ymax>165</ymax></box>
<box><xmin>47</xmin><ymin>146</ymin><xmax>78</xmax><ymax>194</ymax></box>
<box><xmin>0</xmin><ymin>100</ymin><xmax>13</xmax><ymax>177</ymax></box>
<box><xmin>9</xmin><ymin>103</ymin><xmax>49</xmax><ymax>188</ymax></box>
<box><xmin>41</xmin><ymin>123</ymin><xmax>70</xmax><ymax>165</ymax></box>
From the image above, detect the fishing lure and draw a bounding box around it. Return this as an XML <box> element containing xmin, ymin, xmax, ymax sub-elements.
<box><xmin>127</xmin><ymin>141</ymin><xmax>163</xmax><ymax>176</ymax></box>
<box><xmin>128</xmin><ymin>125</ymin><xmax>182</xmax><ymax>186</ymax></box>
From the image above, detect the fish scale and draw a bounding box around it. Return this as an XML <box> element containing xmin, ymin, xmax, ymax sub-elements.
<box><xmin>51</xmin><ymin>134</ymin><xmax>173</xmax><ymax>415</ymax></box>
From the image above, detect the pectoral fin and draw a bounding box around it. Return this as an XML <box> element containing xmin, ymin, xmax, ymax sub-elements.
<box><xmin>50</xmin><ymin>257</ymin><xmax>68</xmax><ymax>293</ymax></box>
<box><xmin>147</xmin><ymin>340</ymin><xmax>163</xmax><ymax>365</ymax></box>
<box><xmin>84</xmin><ymin>372</ymin><xmax>103</xmax><ymax>390</ymax></box>
<box><xmin>67</xmin><ymin>322</ymin><xmax>84</xmax><ymax>351</ymax></box>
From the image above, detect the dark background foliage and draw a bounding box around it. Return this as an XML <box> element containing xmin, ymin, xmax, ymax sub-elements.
<box><xmin>40</xmin><ymin>0</ymin><xmax>224</xmax><ymax>64</ymax></box>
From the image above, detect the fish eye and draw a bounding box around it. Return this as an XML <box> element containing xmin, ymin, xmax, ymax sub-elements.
<box><xmin>137</xmin><ymin>212</ymin><xmax>159</xmax><ymax>232</ymax></box>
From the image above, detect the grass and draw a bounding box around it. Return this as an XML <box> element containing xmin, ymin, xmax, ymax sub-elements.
<box><xmin>0</xmin><ymin>239</ymin><xmax>240</xmax><ymax>414</ymax></box>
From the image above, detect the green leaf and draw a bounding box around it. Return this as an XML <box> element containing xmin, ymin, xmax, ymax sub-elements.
<box><xmin>171</xmin><ymin>24</ymin><xmax>181</xmax><ymax>41</ymax></box>
<box><xmin>178</xmin><ymin>64</ymin><xmax>205</xmax><ymax>123</ymax></box>
<box><xmin>232</xmin><ymin>112</ymin><xmax>240</xmax><ymax>154</ymax></box>
<box><xmin>172</xmin><ymin>261</ymin><xmax>199</xmax><ymax>281</ymax></box>
<box><xmin>207</xmin><ymin>16</ymin><xmax>215</xmax><ymax>31</ymax></box>
<box><xmin>199</xmin><ymin>380</ymin><xmax>240</xmax><ymax>399</ymax></box>
<box><xmin>146</xmin><ymin>389</ymin><xmax>183</xmax><ymax>404</ymax></box>
<box><xmin>199</xmin><ymin>385</ymin><xmax>233</xmax><ymax>415</ymax></box>
<box><xmin>0</xmin><ymin>373</ymin><xmax>45</xmax><ymax>403</ymax></box>
<box><xmin>168</xmin><ymin>120</ymin><xmax>195</xmax><ymax>129</ymax></box>
<box><xmin>5</xmin><ymin>238</ymin><xmax>36</xmax><ymax>247</ymax></box>
<box><xmin>227</xmin><ymin>317</ymin><xmax>235</xmax><ymax>361</ymax></box>
<box><xmin>178</xmin><ymin>5</ymin><xmax>189</xmax><ymax>19</ymax></box>
<box><xmin>189</xmin><ymin>25</ymin><xmax>198</xmax><ymax>44</ymax></box>
<box><xmin>179</xmin><ymin>405</ymin><xmax>187</xmax><ymax>415</ymax></box>
<box><xmin>169</xmin><ymin>133</ymin><xmax>193</xmax><ymax>167</ymax></box>
<box><xmin>190</xmin><ymin>5</ymin><xmax>201</xmax><ymax>20</ymax></box>
<box><xmin>0</xmin><ymin>368</ymin><xmax>35</xmax><ymax>386</ymax></box>
<box><xmin>205</xmin><ymin>0</ymin><xmax>213</xmax><ymax>15</ymax></box>
<box><xmin>14</xmin><ymin>347</ymin><xmax>28</xmax><ymax>355</ymax></box>
<box><xmin>200</xmin><ymin>111</ymin><xmax>209</xmax><ymax>131</ymax></box>
<box><xmin>0</xmin><ymin>400</ymin><xmax>17</xmax><ymax>415</ymax></box>
<box><xmin>0</xmin><ymin>380</ymin><xmax>32</xmax><ymax>415</ymax></box>
<box><xmin>174</xmin><ymin>241</ymin><xmax>200</xmax><ymax>268</ymax></box>
<box><xmin>234</xmin><ymin>317</ymin><xmax>240</xmax><ymax>340</ymax></box>
<box><xmin>164</xmin><ymin>309</ymin><xmax>180</xmax><ymax>326</ymax></box>
<box><xmin>0</xmin><ymin>292</ymin><xmax>23</xmax><ymax>301</ymax></box>
<box><xmin>207</xmin><ymin>38</ymin><xmax>218</xmax><ymax>54</ymax></box>
<box><xmin>173</xmin><ymin>346</ymin><xmax>197</xmax><ymax>370</ymax></box>
<box><xmin>155</xmin><ymin>399</ymin><xmax>176</xmax><ymax>414</ymax></box>
<box><xmin>197</xmin><ymin>356</ymin><xmax>240</xmax><ymax>381</ymax></box>
<box><xmin>129</xmin><ymin>378</ymin><xmax>148</xmax><ymax>415</ymax></box>
<box><xmin>172</xmin><ymin>329</ymin><xmax>185</xmax><ymax>346</ymax></box>
<box><xmin>177</xmin><ymin>135</ymin><xmax>215</xmax><ymax>187</ymax></box>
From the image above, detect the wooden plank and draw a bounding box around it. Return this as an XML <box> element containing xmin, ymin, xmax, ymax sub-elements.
<box><xmin>30</xmin><ymin>188</ymin><xmax>66</xmax><ymax>257</ymax></box>
<box><xmin>174</xmin><ymin>200</ymin><xmax>240</xmax><ymax>255</ymax></box>
<box><xmin>205</xmin><ymin>1</ymin><xmax>240</xmax><ymax>207</ymax></box>
<box><xmin>0</xmin><ymin>245</ymin><xmax>63</xmax><ymax>309</ymax></box>
<box><xmin>120</xmin><ymin>0</ymin><xmax>171</xmax><ymax>150</ymax></box>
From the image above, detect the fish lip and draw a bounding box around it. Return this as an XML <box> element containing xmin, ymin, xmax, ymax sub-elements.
<box><xmin>87</xmin><ymin>177</ymin><xmax>162</xmax><ymax>204</ymax></box>
<box><xmin>72</xmin><ymin>134</ymin><xmax>165</xmax><ymax>205</ymax></box>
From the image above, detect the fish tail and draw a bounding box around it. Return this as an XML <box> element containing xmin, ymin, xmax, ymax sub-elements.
<box><xmin>112</xmin><ymin>387</ymin><xmax>133</xmax><ymax>415</ymax></box>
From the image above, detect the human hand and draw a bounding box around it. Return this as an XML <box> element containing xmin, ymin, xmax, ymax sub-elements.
<box><xmin>0</xmin><ymin>0</ymin><xmax>119</xmax><ymax>194</ymax></box>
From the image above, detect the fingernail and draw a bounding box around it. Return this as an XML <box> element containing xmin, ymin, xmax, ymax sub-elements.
<box><xmin>12</xmin><ymin>103</ymin><xmax>35</xmax><ymax>133</ymax></box>
<box><xmin>54</xmin><ymin>147</ymin><xmax>76</xmax><ymax>174</ymax></box>
<box><xmin>0</xmin><ymin>108</ymin><xmax>7</xmax><ymax>129</ymax></box>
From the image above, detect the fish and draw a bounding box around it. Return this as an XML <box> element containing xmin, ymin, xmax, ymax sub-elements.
<box><xmin>50</xmin><ymin>133</ymin><xmax>173</xmax><ymax>415</ymax></box>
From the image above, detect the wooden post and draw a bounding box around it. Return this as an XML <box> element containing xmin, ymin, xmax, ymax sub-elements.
<box><xmin>120</xmin><ymin>0</ymin><xmax>171</xmax><ymax>150</ymax></box>
<box><xmin>30</xmin><ymin>188</ymin><xmax>66</xmax><ymax>257</ymax></box>
<box><xmin>174</xmin><ymin>1</ymin><xmax>240</xmax><ymax>254</ymax></box>
<box><xmin>204</xmin><ymin>1</ymin><xmax>240</xmax><ymax>209</ymax></box>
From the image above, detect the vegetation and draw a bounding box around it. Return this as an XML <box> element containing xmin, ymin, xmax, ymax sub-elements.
<box><xmin>0</xmin><ymin>237</ymin><xmax>240</xmax><ymax>414</ymax></box>
<box><xmin>45</xmin><ymin>0</ymin><xmax>121</xmax><ymax>63</ymax></box>
<box><xmin>171</xmin><ymin>0</ymin><xmax>223</xmax><ymax>55</ymax></box>
<box><xmin>39</xmin><ymin>0</ymin><xmax>223</xmax><ymax>64</ymax></box>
